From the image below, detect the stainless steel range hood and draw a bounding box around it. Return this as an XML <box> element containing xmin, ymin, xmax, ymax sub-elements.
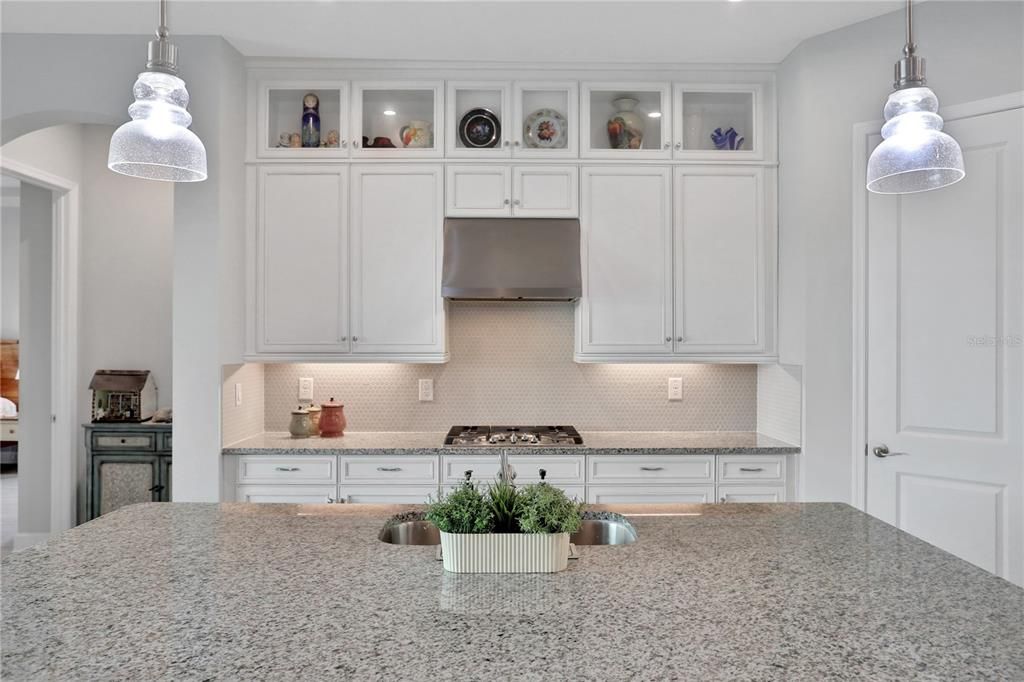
<box><xmin>442</xmin><ymin>218</ymin><xmax>582</xmax><ymax>301</ymax></box>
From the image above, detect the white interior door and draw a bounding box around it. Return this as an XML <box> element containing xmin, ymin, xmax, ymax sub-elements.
<box><xmin>866</xmin><ymin>107</ymin><xmax>1023</xmax><ymax>586</ymax></box>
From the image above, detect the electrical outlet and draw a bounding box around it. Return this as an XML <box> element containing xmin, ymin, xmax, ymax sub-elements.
<box><xmin>298</xmin><ymin>377</ymin><xmax>314</xmax><ymax>401</ymax></box>
<box><xmin>668</xmin><ymin>377</ymin><xmax>683</xmax><ymax>401</ymax></box>
<box><xmin>234</xmin><ymin>383</ymin><xmax>243</xmax><ymax>407</ymax></box>
<box><xmin>418</xmin><ymin>379</ymin><xmax>434</xmax><ymax>402</ymax></box>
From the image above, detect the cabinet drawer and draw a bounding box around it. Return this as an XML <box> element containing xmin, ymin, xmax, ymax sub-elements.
<box><xmin>1</xmin><ymin>421</ymin><xmax>18</xmax><ymax>442</ymax></box>
<box><xmin>341</xmin><ymin>485</ymin><xmax>439</xmax><ymax>504</ymax></box>
<box><xmin>92</xmin><ymin>432</ymin><xmax>157</xmax><ymax>452</ymax></box>
<box><xmin>586</xmin><ymin>485</ymin><xmax>715</xmax><ymax>504</ymax></box>
<box><xmin>717</xmin><ymin>455</ymin><xmax>786</xmax><ymax>483</ymax></box>
<box><xmin>588</xmin><ymin>456</ymin><xmax>714</xmax><ymax>484</ymax></box>
<box><xmin>159</xmin><ymin>432</ymin><xmax>172</xmax><ymax>452</ymax></box>
<box><xmin>507</xmin><ymin>454</ymin><xmax>585</xmax><ymax>483</ymax></box>
<box><xmin>237</xmin><ymin>456</ymin><xmax>337</xmax><ymax>484</ymax></box>
<box><xmin>236</xmin><ymin>485</ymin><xmax>336</xmax><ymax>504</ymax></box>
<box><xmin>339</xmin><ymin>456</ymin><xmax>438</xmax><ymax>484</ymax></box>
<box><xmin>717</xmin><ymin>485</ymin><xmax>786</xmax><ymax>503</ymax></box>
<box><xmin>442</xmin><ymin>483</ymin><xmax>585</xmax><ymax>500</ymax></box>
<box><xmin>441</xmin><ymin>454</ymin><xmax>502</xmax><ymax>484</ymax></box>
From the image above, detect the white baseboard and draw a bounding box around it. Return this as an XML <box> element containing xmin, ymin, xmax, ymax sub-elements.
<box><xmin>13</xmin><ymin>532</ymin><xmax>50</xmax><ymax>551</ymax></box>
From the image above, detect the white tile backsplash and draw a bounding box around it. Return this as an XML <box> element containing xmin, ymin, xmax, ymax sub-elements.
<box><xmin>756</xmin><ymin>363</ymin><xmax>802</xmax><ymax>445</ymax></box>
<box><xmin>263</xmin><ymin>302</ymin><xmax>758</xmax><ymax>432</ymax></box>
<box><xmin>221</xmin><ymin>363</ymin><xmax>265</xmax><ymax>446</ymax></box>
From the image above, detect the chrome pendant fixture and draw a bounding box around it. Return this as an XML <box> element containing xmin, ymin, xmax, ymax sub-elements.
<box><xmin>866</xmin><ymin>0</ymin><xmax>964</xmax><ymax>194</ymax></box>
<box><xmin>108</xmin><ymin>0</ymin><xmax>207</xmax><ymax>182</ymax></box>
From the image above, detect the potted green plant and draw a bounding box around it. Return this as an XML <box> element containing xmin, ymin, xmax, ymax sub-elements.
<box><xmin>427</xmin><ymin>470</ymin><xmax>583</xmax><ymax>574</ymax></box>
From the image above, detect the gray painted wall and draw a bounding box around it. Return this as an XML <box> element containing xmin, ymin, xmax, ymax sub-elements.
<box><xmin>777</xmin><ymin>1</ymin><xmax>1024</xmax><ymax>502</ymax></box>
<box><xmin>1</xmin><ymin>195</ymin><xmax>19</xmax><ymax>339</ymax></box>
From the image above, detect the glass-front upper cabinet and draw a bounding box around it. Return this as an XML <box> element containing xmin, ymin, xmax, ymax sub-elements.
<box><xmin>581</xmin><ymin>82</ymin><xmax>672</xmax><ymax>160</ymax></box>
<box><xmin>352</xmin><ymin>81</ymin><xmax>444</xmax><ymax>158</ymax></box>
<box><xmin>673</xmin><ymin>84</ymin><xmax>762</xmax><ymax>161</ymax></box>
<box><xmin>446</xmin><ymin>81</ymin><xmax>511</xmax><ymax>158</ymax></box>
<box><xmin>512</xmin><ymin>82</ymin><xmax>578</xmax><ymax>159</ymax></box>
<box><xmin>258</xmin><ymin>81</ymin><xmax>350</xmax><ymax>159</ymax></box>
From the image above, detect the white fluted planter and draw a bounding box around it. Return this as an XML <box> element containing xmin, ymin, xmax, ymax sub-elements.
<box><xmin>439</xmin><ymin>531</ymin><xmax>570</xmax><ymax>573</ymax></box>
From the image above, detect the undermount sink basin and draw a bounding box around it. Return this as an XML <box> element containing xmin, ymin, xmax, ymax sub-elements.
<box><xmin>379</xmin><ymin>513</ymin><xmax>638</xmax><ymax>546</ymax></box>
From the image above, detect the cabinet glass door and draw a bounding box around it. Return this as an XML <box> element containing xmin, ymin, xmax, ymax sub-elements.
<box><xmin>352</xmin><ymin>82</ymin><xmax>443</xmax><ymax>157</ymax></box>
<box><xmin>512</xmin><ymin>82</ymin><xmax>578</xmax><ymax>158</ymax></box>
<box><xmin>258</xmin><ymin>81</ymin><xmax>349</xmax><ymax>159</ymax></box>
<box><xmin>446</xmin><ymin>81</ymin><xmax>511</xmax><ymax>158</ymax></box>
<box><xmin>673</xmin><ymin>84</ymin><xmax>761</xmax><ymax>160</ymax></box>
<box><xmin>581</xmin><ymin>83</ymin><xmax>671</xmax><ymax>159</ymax></box>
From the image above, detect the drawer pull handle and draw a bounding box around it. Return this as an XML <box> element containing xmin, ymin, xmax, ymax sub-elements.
<box><xmin>274</xmin><ymin>466</ymin><xmax>300</xmax><ymax>472</ymax></box>
<box><xmin>377</xmin><ymin>466</ymin><xmax>402</xmax><ymax>472</ymax></box>
<box><xmin>640</xmin><ymin>466</ymin><xmax>664</xmax><ymax>472</ymax></box>
<box><xmin>739</xmin><ymin>467</ymin><xmax>765</xmax><ymax>472</ymax></box>
<box><xmin>120</xmin><ymin>439</ymin><xmax>127</xmax><ymax>444</ymax></box>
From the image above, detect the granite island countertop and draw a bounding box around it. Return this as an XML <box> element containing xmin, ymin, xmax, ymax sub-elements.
<box><xmin>3</xmin><ymin>502</ymin><xmax>1022</xmax><ymax>680</ymax></box>
<box><xmin>222</xmin><ymin>430</ymin><xmax>800</xmax><ymax>456</ymax></box>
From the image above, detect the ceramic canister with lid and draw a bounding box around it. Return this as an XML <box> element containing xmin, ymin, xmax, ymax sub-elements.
<box><xmin>319</xmin><ymin>398</ymin><xmax>347</xmax><ymax>438</ymax></box>
<box><xmin>305</xmin><ymin>404</ymin><xmax>322</xmax><ymax>436</ymax></box>
<box><xmin>288</xmin><ymin>406</ymin><xmax>312</xmax><ymax>438</ymax></box>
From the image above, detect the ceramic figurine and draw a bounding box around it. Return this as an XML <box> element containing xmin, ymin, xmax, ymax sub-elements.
<box><xmin>607</xmin><ymin>98</ymin><xmax>645</xmax><ymax>150</ymax></box>
<box><xmin>399</xmin><ymin>120</ymin><xmax>433</xmax><ymax>148</ymax></box>
<box><xmin>288</xmin><ymin>406</ymin><xmax>312</xmax><ymax>438</ymax></box>
<box><xmin>323</xmin><ymin>129</ymin><xmax>340</xmax><ymax>148</ymax></box>
<box><xmin>301</xmin><ymin>92</ymin><xmax>321</xmax><ymax>148</ymax></box>
<box><xmin>711</xmin><ymin>126</ymin><xmax>744</xmax><ymax>150</ymax></box>
<box><xmin>277</xmin><ymin>132</ymin><xmax>291</xmax><ymax>148</ymax></box>
<box><xmin>289</xmin><ymin>133</ymin><xmax>302</xmax><ymax>148</ymax></box>
<box><xmin>319</xmin><ymin>398</ymin><xmax>347</xmax><ymax>438</ymax></box>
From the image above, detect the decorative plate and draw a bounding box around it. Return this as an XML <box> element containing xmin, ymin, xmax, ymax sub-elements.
<box><xmin>459</xmin><ymin>108</ymin><xmax>501</xmax><ymax>148</ymax></box>
<box><xmin>523</xmin><ymin>108</ymin><xmax>567</xmax><ymax>149</ymax></box>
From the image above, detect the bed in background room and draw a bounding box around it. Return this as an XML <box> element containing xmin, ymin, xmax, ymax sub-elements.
<box><xmin>1</xmin><ymin>340</ymin><xmax>19</xmax><ymax>466</ymax></box>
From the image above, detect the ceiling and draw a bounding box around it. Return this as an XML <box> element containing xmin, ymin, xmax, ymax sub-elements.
<box><xmin>0</xmin><ymin>0</ymin><xmax>903</xmax><ymax>64</ymax></box>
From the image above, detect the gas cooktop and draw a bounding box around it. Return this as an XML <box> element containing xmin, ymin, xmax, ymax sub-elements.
<box><xmin>444</xmin><ymin>425</ymin><xmax>584</xmax><ymax>446</ymax></box>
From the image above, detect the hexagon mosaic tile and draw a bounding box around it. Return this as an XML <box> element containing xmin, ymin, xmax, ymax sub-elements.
<box><xmin>263</xmin><ymin>302</ymin><xmax>757</xmax><ymax>432</ymax></box>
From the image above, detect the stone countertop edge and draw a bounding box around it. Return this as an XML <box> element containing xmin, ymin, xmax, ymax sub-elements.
<box><xmin>221</xmin><ymin>430</ymin><xmax>800</xmax><ymax>456</ymax></box>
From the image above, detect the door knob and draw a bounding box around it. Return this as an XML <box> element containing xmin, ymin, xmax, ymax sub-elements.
<box><xmin>872</xmin><ymin>444</ymin><xmax>909</xmax><ymax>458</ymax></box>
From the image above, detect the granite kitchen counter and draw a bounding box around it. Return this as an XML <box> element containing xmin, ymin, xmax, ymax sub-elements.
<box><xmin>222</xmin><ymin>430</ymin><xmax>799</xmax><ymax>456</ymax></box>
<box><xmin>3</xmin><ymin>502</ymin><xmax>1021</xmax><ymax>680</ymax></box>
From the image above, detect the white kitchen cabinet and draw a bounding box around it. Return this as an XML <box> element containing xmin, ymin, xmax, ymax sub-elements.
<box><xmin>236</xmin><ymin>456</ymin><xmax>337</xmax><ymax>485</ymax></box>
<box><xmin>255</xmin><ymin>165</ymin><xmax>349</xmax><ymax>354</ymax></box>
<box><xmin>586</xmin><ymin>485</ymin><xmax>716</xmax><ymax>504</ymax></box>
<box><xmin>339</xmin><ymin>455</ymin><xmax>439</xmax><ymax>485</ymax></box>
<box><xmin>340</xmin><ymin>485</ymin><xmax>439</xmax><ymax>504</ymax></box>
<box><xmin>350</xmin><ymin>165</ymin><xmax>447</xmax><ymax>357</ymax></box>
<box><xmin>673</xmin><ymin>166</ymin><xmax>771</xmax><ymax>356</ymax></box>
<box><xmin>717</xmin><ymin>485</ymin><xmax>786</xmax><ymax>503</ymax></box>
<box><xmin>441</xmin><ymin>454</ymin><xmax>502</xmax><ymax>485</ymax></box>
<box><xmin>581</xmin><ymin>82</ymin><xmax>673</xmax><ymax>160</ymax></box>
<box><xmin>717</xmin><ymin>455</ymin><xmax>786</xmax><ymax>483</ymax></box>
<box><xmin>351</xmin><ymin>81</ymin><xmax>444</xmax><ymax>157</ymax></box>
<box><xmin>588</xmin><ymin>455</ymin><xmax>715</xmax><ymax>484</ymax></box>
<box><xmin>507</xmin><ymin>454</ymin><xmax>586</xmax><ymax>483</ymax></box>
<box><xmin>445</xmin><ymin>165</ymin><xmax>578</xmax><ymax>218</ymax></box>
<box><xmin>576</xmin><ymin>167</ymin><xmax>673</xmax><ymax>356</ymax></box>
<box><xmin>235</xmin><ymin>485</ymin><xmax>337</xmax><ymax>504</ymax></box>
<box><xmin>446</xmin><ymin>81</ymin><xmax>512</xmax><ymax>158</ymax></box>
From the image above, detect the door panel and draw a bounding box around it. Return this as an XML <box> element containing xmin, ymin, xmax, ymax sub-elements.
<box><xmin>578</xmin><ymin>167</ymin><xmax>673</xmax><ymax>354</ymax></box>
<box><xmin>257</xmin><ymin>166</ymin><xmax>348</xmax><ymax>353</ymax></box>
<box><xmin>866</xmin><ymin>107</ymin><xmax>1023</xmax><ymax>586</ymax></box>
<box><xmin>674</xmin><ymin>167</ymin><xmax>764</xmax><ymax>351</ymax></box>
<box><xmin>350</xmin><ymin>165</ymin><xmax>446</xmax><ymax>354</ymax></box>
<box><xmin>513</xmin><ymin>166</ymin><xmax>578</xmax><ymax>217</ymax></box>
<box><xmin>445</xmin><ymin>165</ymin><xmax>511</xmax><ymax>217</ymax></box>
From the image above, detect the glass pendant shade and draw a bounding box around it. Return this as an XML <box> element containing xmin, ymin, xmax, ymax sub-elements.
<box><xmin>108</xmin><ymin>71</ymin><xmax>207</xmax><ymax>182</ymax></box>
<box><xmin>866</xmin><ymin>86</ymin><xmax>964</xmax><ymax>194</ymax></box>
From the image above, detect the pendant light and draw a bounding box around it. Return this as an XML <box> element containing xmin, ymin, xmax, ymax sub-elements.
<box><xmin>108</xmin><ymin>0</ymin><xmax>207</xmax><ymax>182</ymax></box>
<box><xmin>866</xmin><ymin>0</ymin><xmax>964</xmax><ymax>194</ymax></box>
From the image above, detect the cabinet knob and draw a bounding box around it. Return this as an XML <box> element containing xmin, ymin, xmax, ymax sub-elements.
<box><xmin>352</xmin><ymin>336</ymin><xmax>358</xmax><ymax>342</ymax></box>
<box><xmin>663</xmin><ymin>142</ymin><xmax>670</xmax><ymax>149</ymax></box>
<box><xmin>353</xmin><ymin>140</ymin><xmax>360</xmax><ymax>148</ymax></box>
<box><xmin>514</xmin><ymin>140</ymin><xmax>521</xmax><ymax>147</ymax></box>
<box><xmin>665</xmin><ymin>336</ymin><xmax>672</xmax><ymax>342</ymax></box>
<box><xmin>341</xmin><ymin>336</ymin><xmax>347</xmax><ymax>341</ymax></box>
<box><xmin>513</xmin><ymin>199</ymin><xmax>521</xmax><ymax>206</ymax></box>
<box><xmin>504</xmin><ymin>198</ymin><xmax>510</xmax><ymax>205</ymax></box>
<box><xmin>675</xmin><ymin>142</ymin><xmax>682</xmax><ymax>150</ymax></box>
<box><xmin>503</xmin><ymin>140</ymin><xmax>511</xmax><ymax>147</ymax></box>
<box><xmin>677</xmin><ymin>336</ymin><xmax>684</xmax><ymax>342</ymax></box>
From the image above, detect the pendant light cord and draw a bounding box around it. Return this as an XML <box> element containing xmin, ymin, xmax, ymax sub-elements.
<box><xmin>157</xmin><ymin>0</ymin><xmax>169</xmax><ymax>39</ymax></box>
<box><xmin>904</xmin><ymin>0</ymin><xmax>916</xmax><ymax>58</ymax></box>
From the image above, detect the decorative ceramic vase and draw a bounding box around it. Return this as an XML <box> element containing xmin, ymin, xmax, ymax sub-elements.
<box><xmin>711</xmin><ymin>126</ymin><xmax>744</xmax><ymax>151</ymax></box>
<box><xmin>319</xmin><ymin>398</ymin><xmax>346</xmax><ymax>437</ymax></box>
<box><xmin>306</xmin><ymin>404</ymin><xmax>322</xmax><ymax>436</ymax></box>
<box><xmin>399</xmin><ymin>120</ymin><xmax>433</xmax><ymax>148</ymax></box>
<box><xmin>288</xmin><ymin>407</ymin><xmax>311</xmax><ymax>438</ymax></box>
<box><xmin>607</xmin><ymin>98</ymin><xmax>644</xmax><ymax>150</ymax></box>
<box><xmin>301</xmin><ymin>92</ymin><xmax>321</xmax><ymax>148</ymax></box>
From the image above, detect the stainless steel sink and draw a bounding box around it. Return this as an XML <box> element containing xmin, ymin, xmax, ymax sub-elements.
<box><xmin>570</xmin><ymin>518</ymin><xmax>638</xmax><ymax>546</ymax></box>
<box><xmin>379</xmin><ymin>519</ymin><xmax>441</xmax><ymax>545</ymax></box>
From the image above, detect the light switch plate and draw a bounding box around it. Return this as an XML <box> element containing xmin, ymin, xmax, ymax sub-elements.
<box><xmin>668</xmin><ymin>377</ymin><xmax>683</xmax><ymax>401</ymax></box>
<box><xmin>234</xmin><ymin>383</ymin><xmax>243</xmax><ymax>407</ymax></box>
<box><xmin>419</xmin><ymin>379</ymin><xmax>434</xmax><ymax>402</ymax></box>
<box><xmin>298</xmin><ymin>377</ymin><xmax>314</xmax><ymax>401</ymax></box>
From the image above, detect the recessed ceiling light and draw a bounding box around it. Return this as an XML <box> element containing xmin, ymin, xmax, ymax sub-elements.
<box><xmin>383</xmin><ymin>109</ymin><xmax>397</xmax><ymax>116</ymax></box>
<box><xmin>648</xmin><ymin>111</ymin><xmax>662</xmax><ymax>118</ymax></box>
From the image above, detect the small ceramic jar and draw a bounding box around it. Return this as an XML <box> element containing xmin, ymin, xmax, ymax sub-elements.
<box><xmin>288</xmin><ymin>406</ymin><xmax>312</xmax><ymax>438</ymax></box>
<box><xmin>306</xmin><ymin>404</ymin><xmax>322</xmax><ymax>437</ymax></box>
<box><xmin>319</xmin><ymin>398</ymin><xmax>346</xmax><ymax>438</ymax></box>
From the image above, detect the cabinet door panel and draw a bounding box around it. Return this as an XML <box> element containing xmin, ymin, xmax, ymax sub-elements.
<box><xmin>236</xmin><ymin>485</ymin><xmax>337</xmax><ymax>504</ymax></box>
<box><xmin>446</xmin><ymin>165</ymin><xmax>511</xmax><ymax>217</ymax></box>
<box><xmin>93</xmin><ymin>456</ymin><xmax>161</xmax><ymax>517</ymax></box>
<box><xmin>674</xmin><ymin>167</ymin><xmax>764</xmax><ymax>352</ymax></box>
<box><xmin>578</xmin><ymin>167</ymin><xmax>673</xmax><ymax>354</ymax></box>
<box><xmin>342</xmin><ymin>485</ymin><xmax>439</xmax><ymax>504</ymax></box>
<box><xmin>351</xmin><ymin>166</ymin><xmax>446</xmax><ymax>354</ymax></box>
<box><xmin>585</xmin><ymin>485</ymin><xmax>715</xmax><ymax>504</ymax></box>
<box><xmin>717</xmin><ymin>485</ymin><xmax>786</xmax><ymax>503</ymax></box>
<box><xmin>513</xmin><ymin>166</ymin><xmax>578</xmax><ymax>218</ymax></box>
<box><xmin>257</xmin><ymin>166</ymin><xmax>348</xmax><ymax>353</ymax></box>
